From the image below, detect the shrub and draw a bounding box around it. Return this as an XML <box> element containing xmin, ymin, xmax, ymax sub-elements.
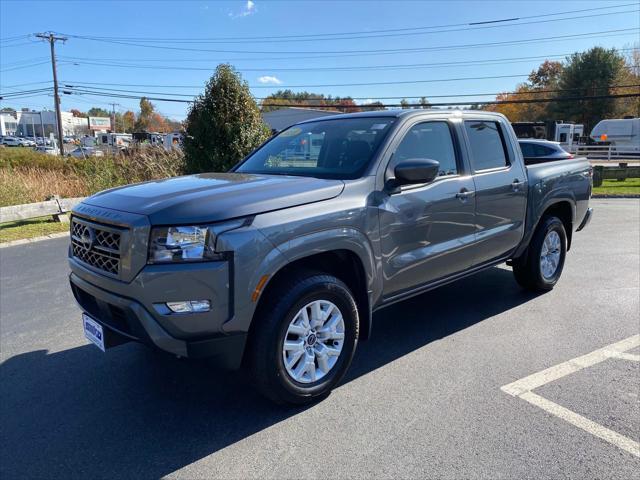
<box><xmin>183</xmin><ymin>64</ymin><xmax>271</xmax><ymax>173</ymax></box>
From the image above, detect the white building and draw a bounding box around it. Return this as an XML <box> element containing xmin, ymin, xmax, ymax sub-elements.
<box><xmin>0</xmin><ymin>109</ymin><xmax>93</xmax><ymax>137</ymax></box>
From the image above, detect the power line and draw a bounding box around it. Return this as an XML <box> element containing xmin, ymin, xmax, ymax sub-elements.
<box><xmin>64</xmin><ymin>9</ymin><xmax>639</xmax><ymax>45</ymax></box>
<box><xmin>53</xmin><ymin>84</ymin><xmax>640</xmax><ymax>101</ymax></box>
<box><xmin>62</xmin><ymin>28</ymin><xmax>640</xmax><ymax>57</ymax></box>
<box><xmin>59</xmin><ymin>3</ymin><xmax>637</xmax><ymax>43</ymax></box>
<box><xmin>64</xmin><ymin>72</ymin><xmax>639</xmax><ymax>90</ymax></box>
<box><xmin>56</xmin><ymin>49</ymin><xmax>639</xmax><ymax>73</ymax></box>
<box><xmin>61</xmin><ymin>90</ymin><xmax>640</xmax><ymax>107</ymax></box>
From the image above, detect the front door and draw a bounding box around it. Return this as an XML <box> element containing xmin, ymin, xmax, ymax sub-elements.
<box><xmin>379</xmin><ymin>120</ymin><xmax>477</xmax><ymax>298</ymax></box>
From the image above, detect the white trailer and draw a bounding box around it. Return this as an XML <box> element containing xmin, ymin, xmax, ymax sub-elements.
<box><xmin>590</xmin><ymin>118</ymin><xmax>640</xmax><ymax>155</ymax></box>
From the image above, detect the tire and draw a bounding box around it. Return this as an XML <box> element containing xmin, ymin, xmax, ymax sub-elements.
<box><xmin>513</xmin><ymin>215</ymin><xmax>567</xmax><ymax>292</ymax></box>
<box><xmin>247</xmin><ymin>272</ymin><xmax>359</xmax><ymax>405</ymax></box>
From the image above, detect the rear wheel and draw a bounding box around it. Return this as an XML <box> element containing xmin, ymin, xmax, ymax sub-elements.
<box><xmin>247</xmin><ymin>272</ymin><xmax>359</xmax><ymax>405</ymax></box>
<box><xmin>513</xmin><ymin>216</ymin><xmax>567</xmax><ymax>292</ymax></box>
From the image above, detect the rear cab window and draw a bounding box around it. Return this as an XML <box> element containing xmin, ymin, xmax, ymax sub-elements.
<box><xmin>464</xmin><ymin>120</ymin><xmax>510</xmax><ymax>171</ymax></box>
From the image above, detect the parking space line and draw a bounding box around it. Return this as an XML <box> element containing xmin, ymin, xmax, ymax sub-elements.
<box><xmin>519</xmin><ymin>391</ymin><xmax>640</xmax><ymax>458</ymax></box>
<box><xmin>501</xmin><ymin>334</ymin><xmax>640</xmax><ymax>458</ymax></box>
<box><xmin>501</xmin><ymin>335</ymin><xmax>640</xmax><ymax>396</ymax></box>
<box><xmin>605</xmin><ymin>351</ymin><xmax>640</xmax><ymax>362</ymax></box>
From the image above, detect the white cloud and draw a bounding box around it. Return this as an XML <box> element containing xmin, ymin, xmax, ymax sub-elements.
<box><xmin>257</xmin><ymin>75</ymin><xmax>282</xmax><ymax>85</ymax></box>
<box><xmin>229</xmin><ymin>0</ymin><xmax>257</xmax><ymax>19</ymax></box>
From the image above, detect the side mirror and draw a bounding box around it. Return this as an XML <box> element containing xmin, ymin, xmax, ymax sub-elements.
<box><xmin>388</xmin><ymin>158</ymin><xmax>440</xmax><ymax>189</ymax></box>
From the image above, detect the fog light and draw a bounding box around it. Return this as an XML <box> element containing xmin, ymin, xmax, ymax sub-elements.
<box><xmin>166</xmin><ymin>300</ymin><xmax>211</xmax><ymax>313</ymax></box>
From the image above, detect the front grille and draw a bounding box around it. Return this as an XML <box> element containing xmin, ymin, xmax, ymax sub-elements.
<box><xmin>71</xmin><ymin>218</ymin><xmax>123</xmax><ymax>276</ymax></box>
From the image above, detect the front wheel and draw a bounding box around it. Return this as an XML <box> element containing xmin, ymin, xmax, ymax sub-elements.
<box><xmin>247</xmin><ymin>272</ymin><xmax>359</xmax><ymax>405</ymax></box>
<box><xmin>513</xmin><ymin>216</ymin><xmax>567</xmax><ymax>292</ymax></box>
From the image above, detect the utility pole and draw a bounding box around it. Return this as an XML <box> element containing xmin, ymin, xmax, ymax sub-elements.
<box><xmin>109</xmin><ymin>102</ymin><xmax>120</xmax><ymax>132</ymax></box>
<box><xmin>36</xmin><ymin>32</ymin><xmax>67</xmax><ymax>156</ymax></box>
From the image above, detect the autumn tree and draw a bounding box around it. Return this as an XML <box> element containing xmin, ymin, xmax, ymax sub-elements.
<box><xmin>70</xmin><ymin>108</ymin><xmax>85</xmax><ymax>117</ymax></box>
<box><xmin>261</xmin><ymin>90</ymin><xmax>360</xmax><ymax>112</ymax></box>
<box><xmin>613</xmin><ymin>47</ymin><xmax>640</xmax><ymax>118</ymax></box>
<box><xmin>486</xmin><ymin>61</ymin><xmax>563</xmax><ymax>121</ymax></box>
<box><xmin>122</xmin><ymin>111</ymin><xmax>136</xmax><ymax>132</ymax></box>
<box><xmin>183</xmin><ymin>64</ymin><xmax>271</xmax><ymax>173</ymax></box>
<box><xmin>362</xmin><ymin>101</ymin><xmax>386</xmax><ymax>111</ymax></box>
<box><xmin>133</xmin><ymin>97</ymin><xmax>155</xmax><ymax>131</ymax></box>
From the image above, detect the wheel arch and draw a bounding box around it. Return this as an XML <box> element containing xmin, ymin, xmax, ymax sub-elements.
<box><xmin>247</xmin><ymin>231</ymin><xmax>377</xmax><ymax>352</ymax></box>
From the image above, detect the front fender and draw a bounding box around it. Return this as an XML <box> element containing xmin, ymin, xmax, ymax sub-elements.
<box><xmin>223</xmin><ymin>226</ymin><xmax>379</xmax><ymax>337</ymax></box>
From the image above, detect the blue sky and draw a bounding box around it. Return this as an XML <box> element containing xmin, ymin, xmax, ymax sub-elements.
<box><xmin>1</xmin><ymin>0</ymin><xmax>638</xmax><ymax>121</ymax></box>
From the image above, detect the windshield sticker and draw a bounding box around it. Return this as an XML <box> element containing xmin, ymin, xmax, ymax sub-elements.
<box><xmin>280</xmin><ymin>127</ymin><xmax>302</xmax><ymax>137</ymax></box>
<box><xmin>371</xmin><ymin>124</ymin><xmax>388</xmax><ymax>130</ymax></box>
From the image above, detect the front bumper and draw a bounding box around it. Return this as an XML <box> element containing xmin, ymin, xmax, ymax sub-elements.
<box><xmin>576</xmin><ymin>207</ymin><xmax>593</xmax><ymax>232</ymax></box>
<box><xmin>69</xmin><ymin>272</ymin><xmax>247</xmax><ymax>369</ymax></box>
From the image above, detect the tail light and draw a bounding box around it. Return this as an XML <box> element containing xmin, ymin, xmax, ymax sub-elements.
<box><xmin>568</xmin><ymin>154</ymin><xmax>574</xmax><ymax>159</ymax></box>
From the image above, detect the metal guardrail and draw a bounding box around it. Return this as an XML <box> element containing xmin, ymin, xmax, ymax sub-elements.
<box><xmin>576</xmin><ymin>145</ymin><xmax>640</xmax><ymax>162</ymax></box>
<box><xmin>0</xmin><ymin>196</ymin><xmax>85</xmax><ymax>224</ymax></box>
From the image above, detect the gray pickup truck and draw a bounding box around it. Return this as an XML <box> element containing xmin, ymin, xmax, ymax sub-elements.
<box><xmin>69</xmin><ymin>110</ymin><xmax>593</xmax><ymax>404</ymax></box>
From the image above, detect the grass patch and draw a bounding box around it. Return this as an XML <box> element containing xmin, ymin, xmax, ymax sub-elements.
<box><xmin>593</xmin><ymin>177</ymin><xmax>640</xmax><ymax>196</ymax></box>
<box><xmin>0</xmin><ymin>147</ymin><xmax>186</xmax><ymax>207</ymax></box>
<box><xmin>0</xmin><ymin>216</ymin><xmax>69</xmax><ymax>243</ymax></box>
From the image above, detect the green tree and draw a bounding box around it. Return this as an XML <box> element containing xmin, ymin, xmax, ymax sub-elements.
<box><xmin>87</xmin><ymin>107</ymin><xmax>110</xmax><ymax>117</ymax></box>
<box><xmin>400</xmin><ymin>98</ymin><xmax>410</xmax><ymax>109</ymax></box>
<box><xmin>418</xmin><ymin>96</ymin><xmax>430</xmax><ymax>109</ymax></box>
<box><xmin>183</xmin><ymin>64</ymin><xmax>271</xmax><ymax>173</ymax></box>
<box><xmin>553</xmin><ymin>47</ymin><xmax>626</xmax><ymax>130</ymax></box>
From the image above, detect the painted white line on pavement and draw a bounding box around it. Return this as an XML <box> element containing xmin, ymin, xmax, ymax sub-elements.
<box><xmin>501</xmin><ymin>334</ymin><xmax>640</xmax><ymax>458</ymax></box>
<box><xmin>519</xmin><ymin>391</ymin><xmax>640</xmax><ymax>458</ymax></box>
<box><xmin>502</xmin><ymin>335</ymin><xmax>640</xmax><ymax>396</ymax></box>
<box><xmin>606</xmin><ymin>351</ymin><xmax>640</xmax><ymax>362</ymax></box>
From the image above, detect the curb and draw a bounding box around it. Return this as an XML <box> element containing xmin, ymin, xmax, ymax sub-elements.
<box><xmin>0</xmin><ymin>231</ymin><xmax>70</xmax><ymax>249</ymax></box>
<box><xmin>592</xmin><ymin>194</ymin><xmax>640</xmax><ymax>199</ymax></box>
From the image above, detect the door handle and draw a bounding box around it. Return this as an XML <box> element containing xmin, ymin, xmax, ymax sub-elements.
<box><xmin>511</xmin><ymin>179</ymin><xmax>521</xmax><ymax>192</ymax></box>
<box><xmin>455</xmin><ymin>188</ymin><xmax>474</xmax><ymax>201</ymax></box>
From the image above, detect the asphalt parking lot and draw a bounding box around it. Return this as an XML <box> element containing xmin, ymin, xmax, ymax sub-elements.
<box><xmin>1</xmin><ymin>199</ymin><xmax>638</xmax><ymax>479</ymax></box>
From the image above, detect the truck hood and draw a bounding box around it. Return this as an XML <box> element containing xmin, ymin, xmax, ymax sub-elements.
<box><xmin>82</xmin><ymin>173</ymin><xmax>345</xmax><ymax>224</ymax></box>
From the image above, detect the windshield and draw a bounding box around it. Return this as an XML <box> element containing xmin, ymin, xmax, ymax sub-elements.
<box><xmin>236</xmin><ymin>117</ymin><xmax>395</xmax><ymax>179</ymax></box>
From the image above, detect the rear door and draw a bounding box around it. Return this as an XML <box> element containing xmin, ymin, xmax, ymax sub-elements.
<box><xmin>378</xmin><ymin>119</ymin><xmax>477</xmax><ymax>297</ymax></box>
<box><xmin>463</xmin><ymin>118</ymin><xmax>527</xmax><ymax>266</ymax></box>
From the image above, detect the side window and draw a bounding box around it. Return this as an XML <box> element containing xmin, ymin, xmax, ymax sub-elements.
<box><xmin>559</xmin><ymin>133</ymin><xmax>567</xmax><ymax>143</ymax></box>
<box><xmin>464</xmin><ymin>121</ymin><xmax>509</xmax><ymax>171</ymax></box>
<box><xmin>394</xmin><ymin>121</ymin><xmax>458</xmax><ymax>176</ymax></box>
<box><xmin>533</xmin><ymin>144</ymin><xmax>548</xmax><ymax>156</ymax></box>
<box><xmin>519</xmin><ymin>142</ymin><xmax>535</xmax><ymax>157</ymax></box>
<box><xmin>539</xmin><ymin>145</ymin><xmax>556</xmax><ymax>156</ymax></box>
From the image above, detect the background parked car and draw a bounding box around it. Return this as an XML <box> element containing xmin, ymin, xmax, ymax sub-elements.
<box><xmin>19</xmin><ymin>138</ymin><xmax>36</xmax><ymax>147</ymax></box>
<box><xmin>2</xmin><ymin>136</ymin><xmax>23</xmax><ymax>147</ymax></box>
<box><xmin>67</xmin><ymin>146</ymin><xmax>104</xmax><ymax>158</ymax></box>
<box><xmin>518</xmin><ymin>139</ymin><xmax>574</xmax><ymax>165</ymax></box>
<box><xmin>34</xmin><ymin>145</ymin><xmax>58</xmax><ymax>156</ymax></box>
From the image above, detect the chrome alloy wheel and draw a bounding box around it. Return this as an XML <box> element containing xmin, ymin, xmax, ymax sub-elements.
<box><xmin>540</xmin><ymin>230</ymin><xmax>561</xmax><ymax>279</ymax></box>
<box><xmin>282</xmin><ymin>300</ymin><xmax>345</xmax><ymax>384</ymax></box>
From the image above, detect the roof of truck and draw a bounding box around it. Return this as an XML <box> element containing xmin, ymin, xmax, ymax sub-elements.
<box><xmin>294</xmin><ymin>109</ymin><xmax>504</xmax><ymax>124</ymax></box>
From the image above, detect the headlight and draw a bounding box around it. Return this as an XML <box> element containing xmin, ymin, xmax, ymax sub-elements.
<box><xmin>148</xmin><ymin>218</ymin><xmax>249</xmax><ymax>264</ymax></box>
